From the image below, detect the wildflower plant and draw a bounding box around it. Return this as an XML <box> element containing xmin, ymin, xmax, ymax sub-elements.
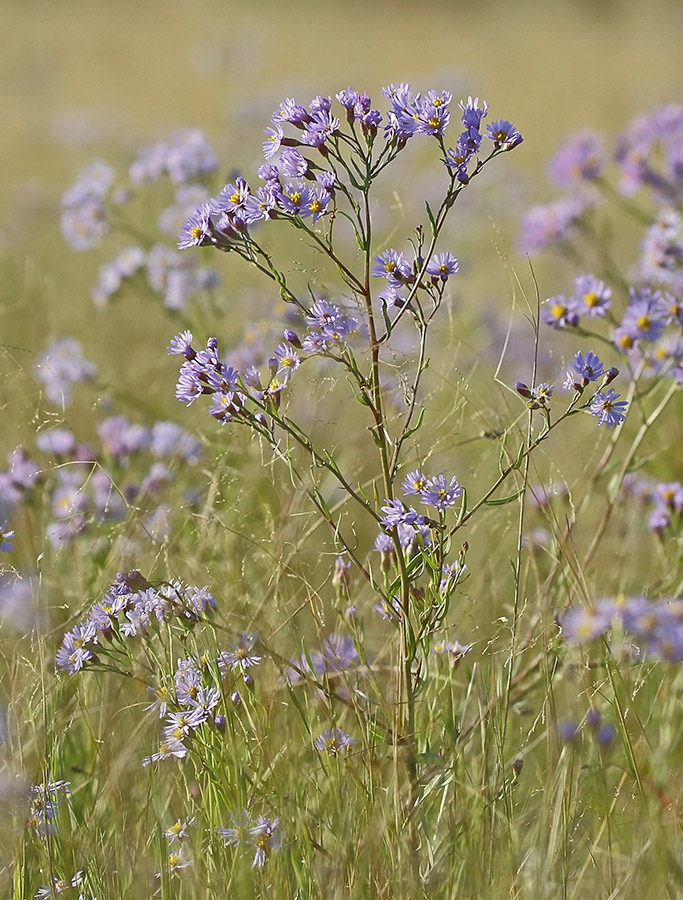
<box><xmin>8</xmin><ymin>82</ymin><xmax>683</xmax><ymax>900</ymax></box>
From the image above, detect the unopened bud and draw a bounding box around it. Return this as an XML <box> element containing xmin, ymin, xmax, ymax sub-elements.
<box><xmin>604</xmin><ymin>366</ymin><xmax>619</xmax><ymax>385</ymax></box>
<box><xmin>283</xmin><ymin>328</ymin><xmax>302</xmax><ymax>348</ymax></box>
<box><xmin>515</xmin><ymin>381</ymin><xmax>532</xmax><ymax>398</ymax></box>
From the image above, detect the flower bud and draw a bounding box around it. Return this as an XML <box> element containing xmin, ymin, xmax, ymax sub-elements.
<box><xmin>283</xmin><ymin>328</ymin><xmax>302</xmax><ymax>348</ymax></box>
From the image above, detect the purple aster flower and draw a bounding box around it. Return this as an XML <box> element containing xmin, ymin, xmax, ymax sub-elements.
<box><xmin>419</xmin><ymin>474</ymin><xmax>462</xmax><ymax>511</ymax></box>
<box><xmin>165</xmin><ymin>129</ymin><xmax>218</xmax><ymax>184</ymax></box>
<box><xmin>374</xmin><ymin>532</ymin><xmax>394</xmax><ymax>554</ymax></box>
<box><xmin>142</xmin><ymin>736</ymin><xmax>187</xmax><ymax>765</ymax></box>
<box><xmin>218</xmin><ymin>632</ymin><xmax>262</xmax><ymax>672</ymax></box>
<box><xmin>485</xmin><ymin>119</ymin><xmax>523</xmax><ymax>150</ymax></box>
<box><xmin>547</xmin><ymin>129</ymin><xmax>606</xmax><ymax>188</ymax></box>
<box><xmin>413</xmin><ymin>99</ymin><xmax>451</xmax><ymax>137</ymax></box>
<box><xmin>56</xmin><ymin>624</ymin><xmax>97</xmax><ymax>674</ymax></box>
<box><xmin>573</xmin><ymin>274</ymin><xmax>612</xmax><ymax>317</ymax></box>
<box><xmin>263</xmin><ymin>125</ymin><xmax>284</xmax><ymax>159</ymax></box>
<box><xmin>314</xmin><ymin>727</ymin><xmax>355</xmax><ymax>755</ymax></box>
<box><xmin>215</xmin><ymin>178</ymin><xmax>251</xmax><ymax>214</ymax></box>
<box><xmin>590</xmin><ymin>388</ymin><xmax>628</xmax><ymax>427</ymax></box>
<box><xmin>273</xmin><ymin>342</ymin><xmax>300</xmax><ymax>377</ymax></box>
<box><xmin>571</xmin><ymin>350</ymin><xmax>604</xmax><ymax>383</ymax></box>
<box><xmin>307</xmin><ymin>188</ymin><xmax>332</xmax><ymax>224</ymax></box>
<box><xmin>433</xmin><ymin>638</ymin><xmax>472</xmax><ymax>666</ymax></box>
<box><xmin>177</xmin><ymin>202</ymin><xmax>214</xmax><ymax>249</ymax></box>
<box><xmin>380</xmin><ymin>499</ymin><xmax>424</xmax><ymax>528</ymax></box>
<box><xmin>541</xmin><ymin>295</ymin><xmax>579</xmax><ymax>328</ymax></box>
<box><xmin>279</xmin><ymin>148</ymin><xmax>309</xmax><ymax>177</ymax></box>
<box><xmin>35</xmin><ymin>428</ymin><xmax>76</xmax><ymax>457</ymax></box>
<box><xmin>258</xmin><ymin>163</ymin><xmax>281</xmax><ymax>183</ymax></box>
<box><xmin>278</xmin><ymin>182</ymin><xmax>314</xmax><ymax>216</ymax></box>
<box><xmin>459</xmin><ymin>95</ymin><xmax>488</xmax><ymax>128</ymax></box>
<box><xmin>0</xmin><ymin>521</ymin><xmax>14</xmax><ymax>552</ymax></box>
<box><xmin>375</xmin><ymin>595</ymin><xmax>402</xmax><ymax>621</ymax></box>
<box><xmin>243</xmin><ymin>185</ymin><xmax>279</xmax><ymax>223</ymax></box>
<box><xmin>561</xmin><ymin>604</ymin><xmax>612</xmax><ymax>644</ymax></box>
<box><xmin>612</xmin><ymin>325</ymin><xmax>639</xmax><ymax>355</ymax></box>
<box><xmin>336</xmin><ymin>87</ymin><xmax>359</xmax><ymax>110</ymax></box>
<box><xmin>249</xmin><ymin>816</ymin><xmax>282</xmax><ymax>867</ymax></box>
<box><xmin>401</xmin><ymin>469</ymin><xmax>428</xmax><ymax>496</ymax></box>
<box><xmin>649</xmin><ymin>505</ymin><xmax>671</xmax><ymax>532</ymax></box>
<box><xmin>371</xmin><ymin>249</ymin><xmax>411</xmax><ymax>283</ymax></box>
<box><xmin>530</xmin><ymin>383</ymin><xmax>554</xmax><ymax>405</ymax></box>
<box><xmin>273</xmin><ymin>98</ymin><xmax>311</xmax><ymax>125</ymax></box>
<box><xmin>621</xmin><ymin>288</ymin><xmax>666</xmax><ymax>341</ymax></box>
<box><xmin>302</xmin><ymin>110</ymin><xmax>339</xmax><ymax>146</ymax></box>
<box><xmin>426</xmin><ymin>252</ymin><xmax>459</xmax><ymax>281</ymax></box>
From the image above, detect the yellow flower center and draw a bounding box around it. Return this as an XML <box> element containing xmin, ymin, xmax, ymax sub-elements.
<box><xmin>551</xmin><ymin>304</ymin><xmax>567</xmax><ymax>319</ymax></box>
<box><xmin>636</xmin><ymin>315</ymin><xmax>650</xmax><ymax>330</ymax></box>
<box><xmin>583</xmin><ymin>291</ymin><xmax>599</xmax><ymax>307</ymax></box>
<box><xmin>289</xmin><ymin>191</ymin><xmax>301</xmax><ymax>205</ymax></box>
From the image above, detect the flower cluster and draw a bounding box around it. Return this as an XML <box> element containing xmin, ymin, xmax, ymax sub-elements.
<box><xmin>444</xmin><ymin>96</ymin><xmax>522</xmax><ymax>184</ymax></box>
<box><xmin>55</xmin><ymin>570</ymin><xmax>217</xmax><ymax>676</ymax></box>
<box><xmin>217</xmin><ymin>809</ymin><xmax>282</xmax><ymax>868</ymax></box>
<box><xmin>562</xmin><ymin>594</ymin><xmax>683</xmax><ymax>661</ymax></box>
<box><xmin>614</xmin><ymin>104</ymin><xmax>683</xmax><ymax>203</ymax></box>
<box><xmin>547</xmin><ymin>129</ymin><xmax>606</xmax><ymax>188</ymax></box>
<box><xmin>60</xmin><ymin>160</ymin><xmax>113</xmax><ymax>251</ymax></box>
<box><xmin>0</xmin><ymin>415</ymin><xmax>201</xmax><ymax>549</ymax></box>
<box><xmin>175</xmin><ymin>86</ymin><xmax>520</xmax><ymax>257</ymax></box>
<box><xmin>61</xmin><ymin>130</ymin><xmax>222</xmax><ymax>311</ymax></box>
<box><xmin>34</xmin><ymin>337</ymin><xmax>97</xmax><ymax>407</ymax></box>
<box><xmin>27</xmin><ymin>779</ymin><xmax>71</xmax><ymax>837</ymax></box>
<box><xmin>286</xmin><ymin>634</ymin><xmax>361</xmax><ymax>689</ymax></box>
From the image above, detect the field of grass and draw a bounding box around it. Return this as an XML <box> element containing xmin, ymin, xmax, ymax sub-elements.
<box><xmin>1</xmin><ymin>1</ymin><xmax>683</xmax><ymax>897</ymax></box>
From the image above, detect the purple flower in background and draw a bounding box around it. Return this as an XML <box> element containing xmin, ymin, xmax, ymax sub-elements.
<box><xmin>541</xmin><ymin>295</ymin><xmax>579</xmax><ymax>328</ymax></box>
<box><xmin>571</xmin><ymin>350</ymin><xmax>604</xmax><ymax>383</ymax></box>
<box><xmin>621</xmin><ymin>288</ymin><xmax>666</xmax><ymax>341</ymax></box>
<box><xmin>519</xmin><ymin>193</ymin><xmax>594</xmax><ymax>254</ymax></box>
<box><xmin>573</xmin><ymin>274</ymin><xmax>612</xmax><ymax>317</ymax></box>
<box><xmin>547</xmin><ymin>129</ymin><xmax>606</xmax><ymax>187</ymax></box>
<box><xmin>590</xmin><ymin>388</ymin><xmax>628</xmax><ymax>427</ymax></box>
<box><xmin>34</xmin><ymin>338</ymin><xmax>97</xmax><ymax>408</ymax></box>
